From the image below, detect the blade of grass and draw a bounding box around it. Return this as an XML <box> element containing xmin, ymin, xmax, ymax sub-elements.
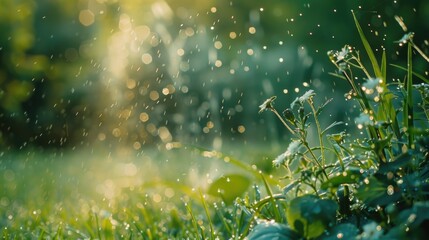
<box><xmin>132</xmin><ymin>222</ymin><xmax>148</xmax><ymax>239</ymax></box>
<box><xmin>94</xmin><ymin>211</ymin><xmax>102</xmax><ymax>240</ymax></box>
<box><xmin>185</xmin><ymin>201</ymin><xmax>204</xmax><ymax>240</ymax></box>
<box><xmin>379</xmin><ymin>50</ymin><xmax>399</xmax><ymax>144</ymax></box>
<box><xmin>199</xmin><ymin>190</ymin><xmax>216</xmax><ymax>240</ymax></box>
<box><xmin>37</xmin><ymin>229</ymin><xmax>45</xmax><ymax>240</ymax></box>
<box><xmin>406</xmin><ymin>42</ymin><xmax>414</xmax><ymax>148</ymax></box>
<box><xmin>381</xmin><ymin>50</ymin><xmax>387</xmax><ymax>82</ymax></box>
<box><xmin>260</xmin><ymin>173</ymin><xmax>282</xmax><ymax>222</ymax></box>
<box><xmin>352</xmin><ymin>11</ymin><xmax>382</xmax><ymax>78</ymax></box>
<box><xmin>213</xmin><ymin>205</ymin><xmax>232</xmax><ymax>236</ymax></box>
<box><xmin>240</xmin><ymin>194</ymin><xmax>287</xmax><ymax>237</ymax></box>
<box><xmin>390</xmin><ymin>64</ymin><xmax>429</xmax><ymax>84</ymax></box>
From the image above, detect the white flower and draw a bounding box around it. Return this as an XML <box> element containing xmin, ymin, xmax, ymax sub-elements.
<box><xmin>273</xmin><ymin>140</ymin><xmax>301</xmax><ymax>167</ymax></box>
<box><xmin>259</xmin><ymin>96</ymin><xmax>277</xmax><ymax>113</ymax></box>
<box><xmin>273</xmin><ymin>152</ymin><xmax>287</xmax><ymax>167</ymax></box>
<box><xmin>335</xmin><ymin>45</ymin><xmax>352</xmax><ymax>63</ymax></box>
<box><xmin>362</xmin><ymin>78</ymin><xmax>382</xmax><ymax>95</ymax></box>
<box><xmin>291</xmin><ymin>90</ymin><xmax>315</xmax><ymax>108</ymax></box>
<box><xmin>299</xmin><ymin>89</ymin><xmax>315</xmax><ymax>103</ymax></box>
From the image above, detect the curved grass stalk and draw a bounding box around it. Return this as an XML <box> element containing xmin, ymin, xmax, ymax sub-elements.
<box><xmin>307</xmin><ymin>99</ymin><xmax>326</xmax><ymax>167</ymax></box>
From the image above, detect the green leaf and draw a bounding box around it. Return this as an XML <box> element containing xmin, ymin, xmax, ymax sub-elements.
<box><xmin>390</xmin><ymin>64</ymin><xmax>429</xmax><ymax>84</ymax></box>
<box><xmin>321</xmin><ymin>168</ymin><xmax>363</xmax><ymax>189</ymax></box>
<box><xmin>207</xmin><ymin>174</ymin><xmax>251</xmax><ymax>204</ymax></box>
<box><xmin>355</xmin><ymin>176</ymin><xmax>401</xmax><ymax>207</ymax></box>
<box><xmin>352</xmin><ymin>11</ymin><xmax>382</xmax><ymax>78</ymax></box>
<box><xmin>322</xmin><ymin>223</ymin><xmax>359</xmax><ymax>240</ymax></box>
<box><xmin>321</xmin><ymin>121</ymin><xmax>344</xmax><ymax>135</ymax></box>
<box><xmin>378</xmin><ymin>152</ymin><xmax>412</xmax><ymax>174</ymax></box>
<box><xmin>247</xmin><ymin>220</ymin><xmax>300</xmax><ymax>240</ymax></box>
<box><xmin>315</xmin><ymin>98</ymin><xmax>333</xmax><ymax>116</ymax></box>
<box><xmin>385</xmin><ymin>202</ymin><xmax>429</xmax><ymax>239</ymax></box>
<box><xmin>283</xmin><ymin>180</ymin><xmax>300</xmax><ymax>195</ymax></box>
<box><xmin>286</xmin><ymin>195</ymin><xmax>338</xmax><ymax>239</ymax></box>
<box><xmin>381</xmin><ymin>50</ymin><xmax>387</xmax><ymax>85</ymax></box>
<box><xmin>406</xmin><ymin>41</ymin><xmax>415</xmax><ymax>147</ymax></box>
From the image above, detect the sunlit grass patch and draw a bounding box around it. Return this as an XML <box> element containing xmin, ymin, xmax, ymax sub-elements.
<box><xmin>0</xmin><ymin>144</ymin><xmax>274</xmax><ymax>239</ymax></box>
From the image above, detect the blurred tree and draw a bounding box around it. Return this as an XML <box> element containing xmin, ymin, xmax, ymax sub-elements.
<box><xmin>0</xmin><ymin>0</ymin><xmax>427</xmax><ymax>150</ymax></box>
<box><xmin>0</xmin><ymin>0</ymin><xmax>109</xmax><ymax>148</ymax></box>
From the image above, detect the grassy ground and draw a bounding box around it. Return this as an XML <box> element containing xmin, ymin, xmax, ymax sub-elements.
<box><xmin>0</xmin><ymin>143</ymin><xmax>279</xmax><ymax>239</ymax></box>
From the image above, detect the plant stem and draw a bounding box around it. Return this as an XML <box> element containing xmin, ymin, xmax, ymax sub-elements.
<box><xmin>411</xmin><ymin>40</ymin><xmax>429</xmax><ymax>63</ymax></box>
<box><xmin>271</xmin><ymin>109</ymin><xmax>295</xmax><ymax>135</ymax></box>
<box><xmin>308</xmin><ymin>99</ymin><xmax>326</xmax><ymax>167</ymax></box>
<box><xmin>341</xmin><ymin>69</ymin><xmax>387</xmax><ymax>163</ymax></box>
<box><xmin>302</xmin><ymin>142</ymin><xmax>329</xmax><ymax>180</ymax></box>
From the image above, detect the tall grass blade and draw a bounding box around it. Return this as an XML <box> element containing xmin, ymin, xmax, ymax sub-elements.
<box><xmin>406</xmin><ymin>42</ymin><xmax>414</xmax><ymax>148</ymax></box>
<box><xmin>185</xmin><ymin>202</ymin><xmax>204</xmax><ymax>240</ymax></box>
<box><xmin>380</xmin><ymin>50</ymin><xmax>400</xmax><ymax>141</ymax></box>
<box><xmin>94</xmin><ymin>211</ymin><xmax>102</xmax><ymax>240</ymax></box>
<box><xmin>352</xmin><ymin>11</ymin><xmax>382</xmax><ymax>78</ymax></box>
<box><xmin>381</xmin><ymin>50</ymin><xmax>387</xmax><ymax>83</ymax></box>
<box><xmin>199</xmin><ymin>190</ymin><xmax>216</xmax><ymax>240</ymax></box>
<box><xmin>37</xmin><ymin>229</ymin><xmax>45</xmax><ymax>240</ymax></box>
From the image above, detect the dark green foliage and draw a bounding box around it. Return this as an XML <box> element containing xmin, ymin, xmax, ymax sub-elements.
<box><xmin>286</xmin><ymin>195</ymin><xmax>338</xmax><ymax>238</ymax></box>
<box><xmin>247</xmin><ymin>220</ymin><xmax>299</xmax><ymax>240</ymax></box>
<box><xmin>248</xmin><ymin>11</ymin><xmax>429</xmax><ymax>240</ymax></box>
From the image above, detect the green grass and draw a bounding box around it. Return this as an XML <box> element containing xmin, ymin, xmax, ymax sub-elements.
<box><xmin>0</xmin><ymin>144</ymin><xmax>280</xmax><ymax>239</ymax></box>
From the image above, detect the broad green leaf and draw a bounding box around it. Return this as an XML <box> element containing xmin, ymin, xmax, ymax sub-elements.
<box><xmin>385</xmin><ymin>202</ymin><xmax>429</xmax><ymax>239</ymax></box>
<box><xmin>207</xmin><ymin>174</ymin><xmax>250</xmax><ymax>204</ymax></box>
<box><xmin>247</xmin><ymin>220</ymin><xmax>300</xmax><ymax>240</ymax></box>
<box><xmin>286</xmin><ymin>195</ymin><xmax>338</xmax><ymax>239</ymax></box>
<box><xmin>355</xmin><ymin>176</ymin><xmax>401</xmax><ymax>207</ymax></box>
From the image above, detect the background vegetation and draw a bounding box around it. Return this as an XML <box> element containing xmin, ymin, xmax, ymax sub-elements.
<box><xmin>0</xmin><ymin>0</ymin><xmax>428</xmax><ymax>149</ymax></box>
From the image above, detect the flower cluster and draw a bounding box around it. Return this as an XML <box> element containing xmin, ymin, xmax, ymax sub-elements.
<box><xmin>327</xmin><ymin>45</ymin><xmax>353</xmax><ymax>64</ymax></box>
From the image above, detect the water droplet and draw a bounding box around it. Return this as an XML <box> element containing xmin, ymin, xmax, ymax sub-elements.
<box><xmin>387</xmin><ymin>185</ymin><xmax>394</xmax><ymax>195</ymax></box>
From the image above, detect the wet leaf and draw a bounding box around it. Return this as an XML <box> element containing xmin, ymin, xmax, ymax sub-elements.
<box><xmin>321</xmin><ymin>167</ymin><xmax>363</xmax><ymax>189</ymax></box>
<box><xmin>286</xmin><ymin>195</ymin><xmax>338</xmax><ymax>239</ymax></box>
<box><xmin>355</xmin><ymin>176</ymin><xmax>401</xmax><ymax>207</ymax></box>
<box><xmin>378</xmin><ymin>152</ymin><xmax>412</xmax><ymax>174</ymax></box>
<box><xmin>207</xmin><ymin>174</ymin><xmax>251</xmax><ymax>204</ymax></box>
<box><xmin>322</xmin><ymin>223</ymin><xmax>359</xmax><ymax>240</ymax></box>
<box><xmin>385</xmin><ymin>202</ymin><xmax>429</xmax><ymax>239</ymax></box>
<box><xmin>247</xmin><ymin>220</ymin><xmax>300</xmax><ymax>240</ymax></box>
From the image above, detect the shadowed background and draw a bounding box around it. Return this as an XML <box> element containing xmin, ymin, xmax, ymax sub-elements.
<box><xmin>0</xmin><ymin>0</ymin><xmax>428</xmax><ymax>151</ymax></box>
